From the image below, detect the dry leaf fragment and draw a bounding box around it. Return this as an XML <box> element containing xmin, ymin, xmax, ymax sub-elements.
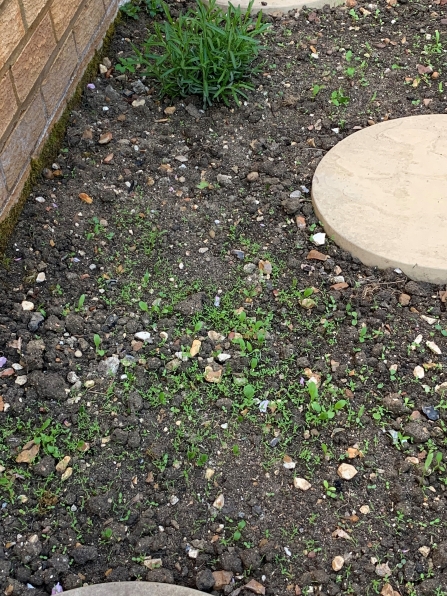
<box><xmin>79</xmin><ymin>193</ymin><xmax>93</xmax><ymax>204</ymax></box>
<box><xmin>307</xmin><ymin>250</ymin><xmax>328</xmax><ymax>261</ymax></box>
<box><xmin>164</xmin><ymin>106</ymin><xmax>176</xmax><ymax>115</ymax></box>
<box><xmin>346</xmin><ymin>447</ymin><xmax>361</xmax><ymax>458</ymax></box>
<box><xmin>331</xmin><ymin>282</ymin><xmax>349</xmax><ymax>290</ymax></box>
<box><xmin>417</xmin><ymin>64</ymin><xmax>433</xmax><ymax>75</ymax></box>
<box><xmin>98</xmin><ymin>132</ymin><xmax>113</xmax><ymax>144</ymax></box>
<box><xmin>16</xmin><ymin>442</ymin><xmax>40</xmax><ymax>463</ymax></box>
<box><xmin>103</xmin><ymin>153</ymin><xmax>114</xmax><ymax>164</ymax></box>
<box><xmin>245</xmin><ymin>579</ymin><xmax>266</xmax><ymax>595</ymax></box>
<box><xmin>332</xmin><ymin>528</ymin><xmax>352</xmax><ymax>540</ymax></box>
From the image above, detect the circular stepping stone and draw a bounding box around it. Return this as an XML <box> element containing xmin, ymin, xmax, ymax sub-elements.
<box><xmin>211</xmin><ymin>0</ymin><xmax>342</xmax><ymax>14</ymax></box>
<box><xmin>312</xmin><ymin>115</ymin><xmax>447</xmax><ymax>283</ymax></box>
<box><xmin>66</xmin><ymin>582</ymin><xmax>206</xmax><ymax>596</ymax></box>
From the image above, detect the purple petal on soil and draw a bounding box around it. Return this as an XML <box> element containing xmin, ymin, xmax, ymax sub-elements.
<box><xmin>51</xmin><ymin>583</ymin><xmax>63</xmax><ymax>594</ymax></box>
<box><xmin>0</xmin><ymin>357</ymin><xmax>6</xmax><ymax>368</ymax></box>
<box><xmin>214</xmin><ymin>296</ymin><xmax>221</xmax><ymax>307</ymax></box>
<box><xmin>72</xmin><ymin>258</ymin><xmax>80</xmax><ymax>263</ymax></box>
<box><xmin>87</xmin><ymin>83</ymin><xmax>95</xmax><ymax>90</ymax></box>
<box><xmin>300</xmin><ymin>377</ymin><xmax>305</xmax><ymax>386</ymax></box>
<box><xmin>52</xmin><ymin>203</ymin><xmax>58</xmax><ymax>208</ymax></box>
<box><xmin>259</xmin><ymin>400</ymin><xmax>269</xmax><ymax>413</ymax></box>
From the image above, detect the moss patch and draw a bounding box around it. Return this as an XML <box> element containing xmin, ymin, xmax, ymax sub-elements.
<box><xmin>0</xmin><ymin>15</ymin><xmax>120</xmax><ymax>256</ymax></box>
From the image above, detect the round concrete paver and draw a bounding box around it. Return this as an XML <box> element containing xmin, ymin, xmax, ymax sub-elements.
<box><xmin>312</xmin><ymin>115</ymin><xmax>447</xmax><ymax>284</ymax></box>
<box><xmin>65</xmin><ymin>582</ymin><xmax>206</xmax><ymax>596</ymax></box>
<box><xmin>211</xmin><ymin>0</ymin><xmax>343</xmax><ymax>14</ymax></box>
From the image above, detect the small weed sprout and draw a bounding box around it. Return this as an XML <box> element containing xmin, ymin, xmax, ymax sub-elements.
<box><xmin>94</xmin><ymin>334</ymin><xmax>105</xmax><ymax>356</ymax></box>
<box><xmin>76</xmin><ymin>294</ymin><xmax>86</xmax><ymax>312</ymax></box>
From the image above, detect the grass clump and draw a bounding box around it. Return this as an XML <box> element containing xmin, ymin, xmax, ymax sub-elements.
<box><xmin>117</xmin><ymin>0</ymin><xmax>268</xmax><ymax>107</ymax></box>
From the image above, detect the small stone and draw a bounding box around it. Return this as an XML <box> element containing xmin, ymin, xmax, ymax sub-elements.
<box><xmin>216</xmin><ymin>174</ymin><xmax>232</xmax><ymax>186</ymax></box>
<box><xmin>359</xmin><ymin>505</ymin><xmax>370</xmax><ymax>514</ymax></box>
<box><xmin>421</xmin><ymin>315</ymin><xmax>437</xmax><ymax>325</ymax></box>
<box><xmin>332</xmin><ymin>556</ymin><xmax>344</xmax><ymax>571</ymax></box>
<box><xmin>67</xmin><ymin>372</ymin><xmax>80</xmax><ymax>384</ymax></box>
<box><xmin>294</xmin><ymin>477</ymin><xmax>311</xmax><ymax>491</ymax></box>
<box><xmin>283</xmin><ymin>455</ymin><xmax>296</xmax><ymax>469</ymax></box>
<box><xmin>135</xmin><ymin>331</ymin><xmax>152</xmax><ymax>342</ymax></box>
<box><xmin>84</xmin><ymin>380</ymin><xmax>95</xmax><ymax>388</ymax></box>
<box><xmin>212</xmin><ymin>570</ymin><xmax>233</xmax><ymax>590</ymax></box>
<box><xmin>243</xmin><ymin>263</ymin><xmax>257</xmax><ymax>274</ymax></box>
<box><xmin>164</xmin><ymin>106</ymin><xmax>176</xmax><ymax>115</ymax></box>
<box><xmin>132</xmin><ymin>98</ymin><xmax>146</xmax><ymax>107</ymax></box>
<box><xmin>337</xmin><ymin>463</ymin><xmax>358</xmax><ymax>480</ymax></box>
<box><xmin>36</xmin><ymin>272</ymin><xmax>46</xmax><ymax>283</ymax></box>
<box><xmin>21</xmin><ymin>301</ymin><xmax>34</xmax><ymax>311</ymax></box>
<box><xmin>204</xmin><ymin>365</ymin><xmax>223</xmax><ymax>383</ymax></box>
<box><xmin>217</xmin><ymin>353</ymin><xmax>231</xmax><ymax>362</ymax></box>
<box><xmin>97</xmin><ymin>356</ymin><xmax>120</xmax><ymax>376</ymax></box>
<box><xmin>375</xmin><ymin>562</ymin><xmax>392</xmax><ymax>577</ymax></box>
<box><xmin>426</xmin><ymin>340</ymin><xmax>441</xmax><ymax>354</ymax></box>
<box><xmin>143</xmin><ymin>558</ymin><xmax>162</xmax><ymax>570</ymax></box>
<box><xmin>28</xmin><ymin>312</ymin><xmax>44</xmax><ymax>332</ymax></box>
<box><xmin>419</xmin><ymin>546</ymin><xmax>430</xmax><ymax>558</ymax></box>
<box><xmin>213</xmin><ymin>494</ymin><xmax>225</xmax><ymax>509</ymax></box>
<box><xmin>61</xmin><ymin>467</ymin><xmax>73</xmax><ymax>481</ymax></box>
<box><xmin>98</xmin><ymin>132</ymin><xmax>113</xmax><ymax>144</ymax></box>
<box><xmin>205</xmin><ymin>468</ymin><xmax>215</xmax><ymax>480</ymax></box>
<box><xmin>380</xmin><ymin>585</ymin><xmax>395</xmax><ymax>596</ymax></box>
<box><xmin>247</xmin><ymin>172</ymin><xmax>259</xmax><ymax>182</ymax></box>
<box><xmin>312</xmin><ymin>232</ymin><xmax>326</xmax><ymax>246</ymax></box>
<box><xmin>281</xmin><ymin>196</ymin><xmax>301</xmax><ymax>214</ymax></box>
<box><xmin>404</xmin><ymin>421</ymin><xmax>430</xmax><ymax>443</ymax></box>
<box><xmin>15</xmin><ymin>376</ymin><xmax>27</xmax><ymax>386</ymax></box>
<box><xmin>245</xmin><ymin>579</ymin><xmax>266</xmax><ymax>595</ymax></box>
<box><xmin>422</xmin><ymin>405</ymin><xmax>440</xmax><ymax>421</ymax></box>
<box><xmin>190</xmin><ymin>339</ymin><xmax>201</xmax><ymax>357</ymax></box>
<box><xmin>413</xmin><ymin>365</ymin><xmax>425</xmax><ymax>379</ymax></box>
<box><xmin>196</xmin><ymin>569</ymin><xmax>215</xmax><ymax>592</ymax></box>
<box><xmin>399</xmin><ymin>293</ymin><xmax>411</xmax><ymax>306</ymax></box>
<box><xmin>56</xmin><ymin>456</ymin><xmax>71</xmax><ymax>473</ymax></box>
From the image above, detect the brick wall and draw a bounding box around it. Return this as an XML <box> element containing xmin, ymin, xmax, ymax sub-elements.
<box><xmin>0</xmin><ymin>0</ymin><xmax>121</xmax><ymax>225</ymax></box>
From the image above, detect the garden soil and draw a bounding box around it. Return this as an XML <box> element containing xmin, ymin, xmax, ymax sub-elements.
<box><xmin>1</xmin><ymin>1</ymin><xmax>447</xmax><ymax>595</ymax></box>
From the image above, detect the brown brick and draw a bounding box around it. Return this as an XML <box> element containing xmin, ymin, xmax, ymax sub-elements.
<box><xmin>41</xmin><ymin>33</ymin><xmax>78</xmax><ymax>117</ymax></box>
<box><xmin>0</xmin><ymin>170</ymin><xmax>7</xmax><ymax>213</ymax></box>
<box><xmin>0</xmin><ymin>0</ymin><xmax>25</xmax><ymax>70</ymax></box>
<box><xmin>50</xmin><ymin>0</ymin><xmax>83</xmax><ymax>40</ymax></box>
<box><xmin>11</xmin><ymin>13</ymin><xmax>56</xmax><ymax>102</ymax></box>
<box><xmin>73</xmin><ymin>0</ymin><xmax>105</xmax><ymax>58</ymax></box>
<box><xmin>0</xmin><ymin>92</ymin><xmax>47</xmax><ymax>189</ymax></box>
<box><xmin>0</xmin><ymin>71</ymin><xmax>18</xmax><ymax>140</ymax></box>
<box><xmin>21</xmin><ymin>0</ymin><xmax>48</xmax><ymax>27</ymax></box>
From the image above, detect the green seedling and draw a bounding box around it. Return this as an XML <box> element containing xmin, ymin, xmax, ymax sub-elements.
<box><xmin>233</xmin><ymin>520</ymin><xmax>246</xmax><ymax>541</ymax></box>
<box><xmin>308</xmin><ymin>381</ymin><xmax>347</xmax><ymax>423</ymax></box>
<box><xmin>330</xmin><ymin>88</ymin><xmax>350</xmax><ymax>107</ymax></box>
<box><xmin>76</xmin><ymin>294</ymin><xmax>86</xmax><ymax>312</ymax></box>
<box><xmin>312</xmin><ymin>84</ymin><xmax>325</xmax><ymax>97</ymax></box>
<box><xmin>139</xmin><ymin>301</ymin><xmax>149</xmax><ymax>312</ymax></box>
<box><xmin>323</xmin><ymin>480</ymin><xmax>337</xmax><ymax>498</ymax></box>
<box><xmin>94</xmin><ymin>334</ymin><xmax>105</xmax><ymax>356</ymax></box>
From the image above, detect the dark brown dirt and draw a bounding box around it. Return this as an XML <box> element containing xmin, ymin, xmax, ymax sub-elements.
<box><xmin>1</xmin><ymin>1</ymin><xmax>447</xmax><ymax>596</ymax></box>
